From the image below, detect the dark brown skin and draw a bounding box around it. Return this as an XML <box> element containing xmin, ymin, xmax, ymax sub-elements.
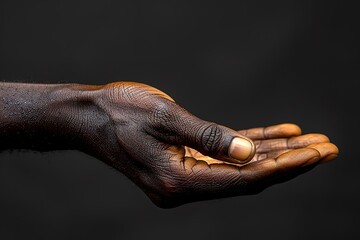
<box><xmin>0</xmin><ymin>81</ymin><xmax>339</xmax><ymax>208</ymax></box>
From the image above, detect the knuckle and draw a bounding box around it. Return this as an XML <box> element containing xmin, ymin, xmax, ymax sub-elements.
<box><xmin>199</xmin><ymin>124</ymin><xmax>224</xmax><ymax>155</ymax></box>
<box><xmin>148</xmin><ymin>101</ymin><xmax>181</xmax><ymax>137</ymax></box>
<box><xmin>151</xmin><ymin>101</ymin><xmax>173</xmax><ymax>124</ymax></box>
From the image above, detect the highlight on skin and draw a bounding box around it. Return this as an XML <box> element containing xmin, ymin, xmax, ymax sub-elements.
<box><xmin>0</xmin><ymin>81</ymin><xmax>339</xmax><ymax>208</ymax></box>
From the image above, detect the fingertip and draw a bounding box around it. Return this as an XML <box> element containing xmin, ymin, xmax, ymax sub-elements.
<box><xmin>307</xmin><ymin>142</ymin><xmax>339</xmax><ymax>156</ymax></box>
<box><xmin>287</xmin><ymin>123</ymin><xmax>302</xmax><ymax>136</ymax></box>
<box><xmin>267</xmin><ymin>123</ymin><xmax>302</xmax><ymax>138</ymax></box>
<box><xmin>320</xmin><ymin>154</ymin><xmax>339</xmax><ymax>163</ymax></box>
<box><xmin>307</xmin><ymin>142</ymin><xmax>339</xmax><ymax>163</ymax></box>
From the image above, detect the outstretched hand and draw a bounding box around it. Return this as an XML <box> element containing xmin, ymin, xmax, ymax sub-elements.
<box><xmin>82</xmin><ymin>82</ymin><xmax>338</xmax><ymax>208</ymax></box>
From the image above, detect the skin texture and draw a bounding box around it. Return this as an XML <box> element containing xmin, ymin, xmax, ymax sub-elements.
<box><xmin>0</xmin><ymin>81</ymin><xmax>339</xmax><ymax>208</ymax></box>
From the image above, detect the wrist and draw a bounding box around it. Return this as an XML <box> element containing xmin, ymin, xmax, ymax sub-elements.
<box><xmin>0</xmin><ymin>82</ymin><xmax>103</xmax><ymax>152</ymax></box>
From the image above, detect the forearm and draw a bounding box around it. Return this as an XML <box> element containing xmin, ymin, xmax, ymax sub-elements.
<box><xmin>0</xmin><ymin>82</ymin><xmax>102</xmax><ymax>152</ymax></box>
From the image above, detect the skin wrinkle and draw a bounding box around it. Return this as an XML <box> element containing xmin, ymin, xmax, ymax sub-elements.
<box><xmin>184</xmin><ymin>157</ymin><xmax>197</xmax><ymax>175</ymax></box>
<box><xmin>122</xmin><ymin>85</ymin><xmax>138</xmax><ymax>102</ymax></box>
<box><xmin>0</xmin><ymin>82</ymin><xmax>339</xmax><ymax>208</ymax></box>
<box><xmin>263</xmin><ymin>126</ymin><xmax>268</xmax><ymax>139</ymax></box>
<box><xmin>285</xmin><ymin>136</ymin><xmax>290</xmax><ymax>150</ymax></box>
<box><xmin>255</xmin><ymin>139</ymin><xmax>263</xmax><ymax>151</ymax></box>
<box><xmin>201</xmin><ymin>124</ymin><xmax>223</xmax><ymax>153</ymax></box>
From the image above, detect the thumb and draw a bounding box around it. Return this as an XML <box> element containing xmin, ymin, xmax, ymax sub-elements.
<box><xmin>149</xmin><ymin>101</ymin><xmax>256</xmax><ymax>164</ymax></box>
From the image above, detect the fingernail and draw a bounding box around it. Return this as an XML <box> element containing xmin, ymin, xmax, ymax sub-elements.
<box><xmin>228</xmin><ymin>137</ymin><xmax>255</xmax><ymax>163</ymax></box>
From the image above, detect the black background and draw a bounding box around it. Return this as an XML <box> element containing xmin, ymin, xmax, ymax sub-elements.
<box><xmin>0</xmin><ymin>0</ymin><xmax>359</xmax><ymax>239</ymax></box>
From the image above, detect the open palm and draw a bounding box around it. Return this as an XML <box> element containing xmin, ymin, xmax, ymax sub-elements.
<box><xmin>93</xmin><ymin>82</ymin><xmax>338</xmax><ymax>208</ymax></box>
<box><xmin>150</xmin><ymin>123</ymin><xmax>338</xmax><ymax>207</ymax></box>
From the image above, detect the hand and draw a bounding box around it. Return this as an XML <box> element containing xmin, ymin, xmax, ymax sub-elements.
<box><xmin>82</xmin><ymin>82</ymin><xmax>338</xmax><ymax>208</ymax></box>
